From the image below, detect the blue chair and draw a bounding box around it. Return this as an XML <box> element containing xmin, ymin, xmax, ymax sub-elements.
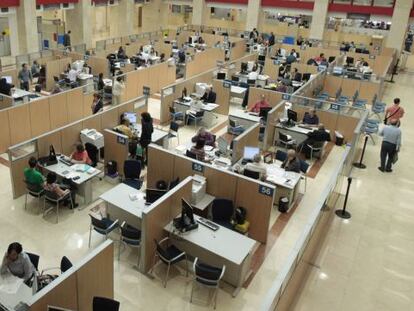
<box><xmin>122</xmin><ymin>160</ymin><xmax>142</xmax><ymax>189</ymax></box>
<box><xmin>364</xmin><ymin>119</ymin><xmax>380</xmax><ymax>144</ymax></box>
<box><xmin>88</xmin><ymin>214</ymin><xmax>119</xmax><ymax>248</ymax></box>
<box><xmin>275</xmin><ymin>150</ymin><xmax>287</xmax><ymax>162</ymax></box>
<box><xmin>118</xmin><ymin>221</ymin><xmax>141</xmax><ymax>266</ymax></box>
<box><xmin>228</xmin><ymin>119</ymin><xmax>244</xmax><ymax>136</ymax></box>
<box><xmin>190</xmin><ymin>257</ymin><xmax>226</xmax><ymax>309</ymax></box>
<box><xmin>169</xmin><ymin>106</ymin><xmax>184</xmax><ymax>123</ymax></box>
<box><xmin>370</xmin><ymin>101</ymin><xmax>386</xmax><ymax>119</ymax></box>
<box><xmin>211</xmin><ymin>199</ymin><xmax>234</xmax><ymax>230</ymax></box>
<box><xmin>352</xmin><ymin>99</ymin><xmax>367</xmax><ymax>109</ymax></box>
<box><xmin>314</xmin><ymin>100</ymin><xmax>323</xmax><ymax>110</ymax></box>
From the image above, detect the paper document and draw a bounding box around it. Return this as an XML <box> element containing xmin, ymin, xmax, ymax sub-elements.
<box><xmin>0</xmin><ymin>276</ymin><xmax>23</xmax><ymax>294</ymax></box>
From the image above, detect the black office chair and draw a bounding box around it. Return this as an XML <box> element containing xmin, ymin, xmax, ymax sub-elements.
<box><xmin>278</xmin><ymin>132</ymin><xmax>294</xmax><ymax>149</ymax></box>
<box><xmin>26</xmin><ymin>252</ymin><xmax>40</xmax><ymax>271</ymax></box>
<box><xmin>299</xmin><ymin>159</ymin><xmax>310</xmax><ymax>192</ymax></box>
<box><xmin>93</xmin><ymin>296</ymin><xmax>120</xmax><ymax>311</ymax></box>
<box><xmin>168</xmin><ymin>177</ymin><xmax>180</xmax><ymax>190</ymax></box>
<box><xmin>186</xmin><ymin>150</ymin><xmax>197</xmax><ymax>160</ymax></box>
<box><xmin>247</xmin><ymin>79</ymin><xmax>256</xmax><ymax>86</ymax></box>
<box><xmin>302</xmin><ymin>73</ymin><xmax>311</xmax><ymax>81</ymax></box>
<box><xmin>190</xmin><ymin>257</ymin><xmax>226</xmax><ymax>309</ymax></box>
<box><xmin>43</xmin><ymin>189</ymin><xmax>74</xmax><ymax>224</ymax></box>
<box><xmin>275</xmin><ymin>150</ymin><xmax>287</xmax><ymax>162</ymax></box>
<box><xmin>41</xmin><ymin>256</ymin><xmax>73</xmax><ymax>276</ymax></box>
<box><xmin>122</xmin><ymin>160</ymin><xmax>142</xmax><ymax>190</ymax></box>
<box><xmin>328</xmin><ymin>56</ymin><xmax>336</xmax><ymax>63</ymax></box>
<box><xmin>167</xmin><ymin>121</ymin><xmax>180</xmax><ymax>147</ymax></box>
<box><xmin>186</xmin><ymin>111</ymin><xmax>204</xmax><ymax>128</ymax></box>
<box><xmin>243</xmin><ymin>169</ymin><xmax>260</xmax><ymax>180</ymax></box>
<box><xmin>24</xmin><ymin>180</ymin><xmax>44</xmax><ymax>210</ymax></box>
<box><xmin>118</xmin><ymin>221</ymin><xmax>141</xmax><ymax>266</ymax></box>
<box><xmin>211</xmin><ymin>199</ymin><xmax>234</xmax><ymax>230</ymax></box>
<box><xmin>88</xmin><ymin>214</ymin><xmax>119</xmax><ymax>248</ymax></box>
<box><xmin>151</xmin><ymin>237</ymin><xmax>188</xmax><ymax>288</ymax></box>
<box><xmin>85</xmin><ymin>143</ymin><xmax>99</xmax><ymax>168</ymax></box>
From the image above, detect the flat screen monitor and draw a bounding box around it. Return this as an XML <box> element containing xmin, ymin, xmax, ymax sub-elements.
<box><xmin>217</xmin><ymin>136</ymin><xmax>228</xmax><ymax>154</ymax></box>
<box><xmin>287</xmin><ymin>109</ymin><xmax>298</xmax><ymax>122</ymax></box>
<box><xmin>243</xmin><ymin>146</ymin><xmax>260</xmax><ymax>161</ymax></box>
<box><xmin>146</xmin><ymin>188</ymin><xmax>167</xmax><ymax>204</ymax></box>
<box><xmin>217</xmin><ymin>72</ymin><xmax>226</xmax><ymax>80</ymax></box>
<box><xmin>259</xmin><ymin>107</ymin><xmax>272</xmax><ymax>121</ymax></box>
<box><xmin>258</xmin><ymin>55</ymin><xmax>265</xmax><ymax>62</ymax></box>
<box><xmin>241</xmin><ymin>62</ymin><xmax>248</xmax><ymax>72</ymax></box>
<box><xmin>123</xmin><ymin>112</ymin><xmax>136</xmax><ymax>124</ymax></box>
<box><xmin>2</xmin><ymin>76</ymin><xmax>12</xmax><ymax>84</ymax></box>
<box><xmin>302</xmin><ymin>73</ymin><xmax>311</xmax><ymax>81</ymax></box>
<box><xmin>181</xmin><ymin>198</ymin><xmax>195</xmax><ymax>224</ymax></box>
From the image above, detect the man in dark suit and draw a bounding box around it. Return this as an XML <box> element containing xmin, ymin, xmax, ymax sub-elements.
<box><xmin>300</xmin><ymin>124</ymin><xmax>331</xmax><ymax>158</ymax></box>
<box><xmin>201</xmin><ymin>87</ymin><xmax>217</xmax><ymax>103</ymax></box>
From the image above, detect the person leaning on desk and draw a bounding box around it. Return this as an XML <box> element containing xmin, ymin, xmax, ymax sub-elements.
<box><xmin>281</xmin><ymin>150</ymin><xmax>301</xmax><ymax>173</ymax></box>
<box><xmin>192</xmin><ymin>127</ymin><xmax>216</xmax><ymax>147</ymax></box>
<box><xmin>302</xmin><ymin>108</ymin><xmax>319</xmax><ymax>126</ymax></box>
<box><xmin>201</xmin><ymin>87</ymin><xmax>216</xmax><ymax>103</ymax></box>
<box><xmin>1</xmin><ymin>242</ymin><xmax>35</xmax><ymax>285</ymax></box>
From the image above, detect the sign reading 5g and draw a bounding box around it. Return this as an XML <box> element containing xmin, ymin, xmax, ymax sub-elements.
<box><xmin>258</xmin><ymin>185</ymin><xmax>274</xmax><ymax>197</ymax></box>
<box><xmin>192</xmin><ymin>162</ymin><xmax>204</xmax><ymax>173</ymax></box>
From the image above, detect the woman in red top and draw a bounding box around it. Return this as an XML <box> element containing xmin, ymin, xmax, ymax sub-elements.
<box><xmin>70</xmin><ymin>143</ymin><xmax>92</xmax><ymax>165</ymax></box>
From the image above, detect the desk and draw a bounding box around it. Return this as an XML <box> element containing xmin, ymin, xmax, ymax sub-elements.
<box><xmin>229</xmin><ymin>110</ymin><xmax>261</xmax><ymax>129</ymax></box>
<box><xmin>275</xmin><ymin>123</ymin><xmax>314</xmax><ymax>145</ymax></box>
<box><xmin>165</xmin><ymin>214</ymin><xmax>256</xmax><ymax>295</ymax></box>
<box><xmin>173</xmin><ymin>99</ymin><xmax>219</xmax><ymax>128</ymax></box>
<box><xmin>0</xmin><ymin>274</ymin><xmax>32</xmax><ymax>310</ymax></box>
<box><xmin>132</xmin><ymin>124</ymin><xmax>169</xmax><ymax>146</ymax></box>
<box><xmin>100</xmin><ymin>183</ymin><xmax>147</xmax><ymax>228</ymax></box>
<box><xmin>41</xmin><ymin>157</ymin><xmax>101</xmax><ymax>205</ymax></box>
<box><xmin>11</xmin><ymin>89</ymin><xmax>34</xmax><ymax>102</ymax></box>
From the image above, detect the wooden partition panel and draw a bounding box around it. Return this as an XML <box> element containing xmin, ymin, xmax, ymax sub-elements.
<box><xmin>46</xmin><ymin>57</ymin><xmax>72</xmax><ymax>90</ymax></box>
<box><xmin>323</xmin><ymin>75</ymin><xmax>342</xmax><ymax>97</ymax></box>
<box><xmin>8</xmin><ymin>104</ymin><xmax>31</xmax><ymax>145</ymax></box>
<box><xmin>0</xmin><ymin>110</ymin><xmax>10</xmax><ymax>153</ymax></box>
<box><xmin>232</xmin><ymin>124</ymin><xmax>260</xmax><ymax>164</ymax></box>
<box><xmin>186</xmin><ymin>49</ymin><xmax>225</xmax><ymax>78</ymax></box>
<box><xmin>335</xmin><ymin>114</ymin><xmax>360</xmax><ymax>145</ymax></box>
<box><xmin>83</xmin><ymin>114</ymin><xmax>102</xmax><ymax>132</ymax></box>
<box><xmin>82</xmin><ymin>93</ymin><xmax>95</xmax><ymax>117</ymax></box>
<box><xmin>341</xmin><ymin>78</ymin><xmax>360</xmax><ymax>98</ymax></box>
<box><xmin>203</xmin><ymin>166</ymin><xmax>238</xmax><ymax>201</ymax></box>
<box><xmin>264</xmin><ymin>103</ymin><xmax>285</xmax><ymax>149</ymax></box>
<box><xmin>212</xmin><ymin>79</ymin><xmax>230</xmax><ymax>115</ymax></box>
<box><xmin>67</xmin><ymin>88</ymin><xmax>84</xmax><ymax>123</ymax></box>
<box><xmin>263</xmin><ymin>57</ymin><xmax>279</xmax><ymax>77</ymax></box>
<box><xmin>37</xmin><ymin>131</ymin><xmax>62</xmax><ymax>158</ymax></box>
<box><xmin>103</xmin><ymin>130</ymin><xmax>129</xmax><ymax>176</ymax></box>
<box><xmin>76</xmin><ymin>243</ymin><xmax>114</xmax><ymax>311</ymax></box>
<box><xmin>10</xmin><ymin>152</ymin><xmax>38</xmax><ymax>198</ymax></box>
<box><xmin>147</xmin><ymin>145</ymin><xmax>175</xmax><ymax>188</ymax></box>
<box><xmin>247</xmin><ymin>87</ymin><xmax>283</xmax><ymax>110</ymax></box>
<box><xmin>293</xmin><ymin>107</ymin><xmax>338</xmax><ymax>141</ymax></box>
<box><xmin>359</xmin><ymin>80</ymin><xmax>380</xmax><ymax>102</ymax></box>
<box><xmin>230</xmin><ymin>39</ymin><xmax>247</xmax><ymax>61</ymax></box>
<box><xmin>49</xmin><ymin>92</ymin><xmax>69</xmax><ymax>128</ymax></box>
<box><xmin>61</xmin><ymin>123</ymin><xmax>83</xmax><ymax>156</ymax></box>
<box><xmin>101</xmin><ymin>108</ymin><xmax>119</xmax><ymax>130</ymax></box>
<box><xmin>29</xmin><ymin>98</ymin><xmax>51</xmax><ymax>137</ymax></box>
<box><xmin>87</xmin><ymin>56</ymin><xmax>109</xmax><ymax>77</ymax></box>
<box><xmin>29</xmin><ymin>273</ymin><xmax>78</xmax><ymax>311</ymax></box>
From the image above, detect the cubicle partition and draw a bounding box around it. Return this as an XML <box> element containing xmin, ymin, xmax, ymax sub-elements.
<box><xmin>185</xmin><ymin>48</ymin><xmax>225</xmax><ymax>78</ymax></box>
<box><xmin>7</xmin><ymin>95</ymin><xmax>147</xmax><ymax>198</ymax></box>
<box><xmin>229</xmin><ymin>38</ymin><xmax>247</xmax><ymax>61</ymax></box>
<box><xmin>27</xmin><ymin>240</ymin><xmax>114</xmax><ymax>311</ymax></box>
<box><xmin>246</xmin><ymin>87</ymin><xmax>284</xmax><ymax>110</ymax></box>
<box><xmin>145</xmin><ymin>144</ymin><xmax>275</xmax><ymax>247</ymax></box>
<box><xmin>53</xmin><ymin>49</ymin><xmax>109</xmax><ymax>77</ymax></box>
<box><xmin>231</xmin><ymin>123</ymin><xmax>260</xmax><ymax>164</ymax></box>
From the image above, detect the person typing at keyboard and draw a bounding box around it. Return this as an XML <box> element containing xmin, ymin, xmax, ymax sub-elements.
<box><xmin>70</xmin><ymin>143</ymin><xmax>92</xmax><ymax>165</ymax></box>
<box><xmin>302</xmin><ymin>108</ymin><xmax>319</xmax><ymax>126</ymax></box>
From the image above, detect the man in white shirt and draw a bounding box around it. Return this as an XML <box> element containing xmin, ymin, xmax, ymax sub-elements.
<box><xmin>1</xmin><ymin>242</ymin><xmax>35</xmax><ymax>283</ymax></box>
<box><xmin>68</xmin><ymin>66</ymin><xmax>78</xmax><ymax>82</ymax></box>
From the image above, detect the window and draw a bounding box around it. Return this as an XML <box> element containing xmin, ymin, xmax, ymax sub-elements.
<box><xmin>332</xmin><ymin>0</ymin><xmax>352</xmax><ymax>4</ymax></box>
<box><xmin>353</xmin><ymin>0</ymin><xmax>372</xmax><ymax>5</ymax></box>
<box><xmin>373</xmin><ymin>0</ymin><xmax>394</xmax><ymax>7</ymax></box>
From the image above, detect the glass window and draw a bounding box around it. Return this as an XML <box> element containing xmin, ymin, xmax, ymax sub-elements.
<box><xmin>373</xmin><ymin>0</ymin><xmax>394</xmax><ymax>7</ymax></box>
<box><xmin>353</xmin><ymin>0</ymin><xmax>372</xmax><ymax>5</ymax></box>
<box><xmin>332</xmin><ymin>0</ymin><xmax>351</xmax><ymax>4</ymax></box>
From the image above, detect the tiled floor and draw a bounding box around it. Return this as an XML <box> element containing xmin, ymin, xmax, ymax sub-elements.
<box><xmin>291</xmin><ymin>72</ymin><xmax>414</xmax><ymax>311</ymax></box>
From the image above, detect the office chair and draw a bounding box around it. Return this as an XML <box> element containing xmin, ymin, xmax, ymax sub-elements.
<box><xmin>186</xmin><ymin>150</ymin><xmax>197</xmax><ymax>160</ymax></box>
<box><xmin>247</xmin><ymin>79</ymin><xmax>256</xmax><ymax>86</ymax></box>
<box><xmin>278</xmin><ymin>132</ymin><xmax>294</xmax><ymax>149</ymax></box>
<box><xmin>370</xmin><ymin>101</ymin><xmax>386</xmax><ymax>119</ymax></box>
<box><xmin>243</xmin><ymin>169</ymin><xmax>260</xmax><ymax>180</ymax></box>
<box><xmin>43</xmin><ymin>190</ymin><xmax>74</xmax><ymax>224</ymax></box>
<box><xmin>299</xmin><ymin>159</ymin><xmax>310</xmax><ymax>192</ymax></box>
<box><xmin>364</xmin><ymin>119</ymin><xmax>380</xmax><ymax>144</ymax></box>
<box><xmin>27</xmin><ymin>252</ymin><xmax>40</xmax><ymax>271</ymax></box>
<box><xmin>186</xmin><ymin>111</ymin><xmax>204</xmax><ymax>128</ymax></box>
<box><xmin>211</xmin><ymin>199</ymin><xmax>234</xmax><ymax>230</ymax></box>
<box><xmin>88</xmin><ymin>214</ymin><xmax>119</xmax><ymax>248</ymax></box>
<box><xmin>304</xmin><ymin>141</ymin><xmax>326</xmax><ymax>161</ymax></box>
<box><xmin>85</xmin><ymin>143</ymin><xmax>99</xmax><ymax>168</ymax></box>
<box><xmin>190</xmin><ymin>257</ymin><xmax>226</xmax><ymax>310</ymax></box>
<box><xmin>168</xmin><ymin>177</ymin><xmax>180</xmax><ymax>190</ymax></box>
<box><xmin>41</xmin><ymin>256</ymin><xmax>73</xmax><ymax>276</ymax></box>
<box><xmin>167</xmin><ymin>121</ymin><xmax>180</xmax><ymax>148</ymax></box>
<box><xmin>151</xmin><ymin>237</ymin><xmax>188</xmax><ymax>288</ymax></box>
<box><xmin>118</xmin><ymin>221</ymin><xmax>141</xmax><ymax>267</ymax></box>
<box><xmin>169</xmin><ymin>106</ymin><xmax>184</xmax><ymax>124</ymax></box>
<box><xmin>93</xmin><ymin>297</ymin><xmax>120</xmax><ymax>311</ymax></box>
<box><xmin>24</xmin><ymin>180</ymin><xmax>44</xmax><ymax>210</ymax></box>
<box><xmin>122</xmin><ymin>160</ymin><xmax>143</xmax><ymax>190</ymax></box>
<box><xmin>275</xmin><ymin>150</ymin><xmax>287</xmax><ymax>162</ymax></box>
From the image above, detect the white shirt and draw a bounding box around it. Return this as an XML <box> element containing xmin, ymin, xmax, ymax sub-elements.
<box><xmin>112</xmin><ymin>80</ymin><xmax>125</xmax><ymax>96</ymax></box>
<box><xmin>68</xmin><ymin>69</ymin><xmax>78</xmax><ymax>82</ymax></box>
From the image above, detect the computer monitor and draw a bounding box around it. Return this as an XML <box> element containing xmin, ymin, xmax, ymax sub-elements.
<box><xmin>123</xmin><ymin>112</ymin><xmax>137</xmax><ymax>124</ymax></box>
<box><xmin>229</xmin><ymin>119</ymin><xmax>237</xmax><ymax>128</ymax></box>
<box><xmin>287</xmin><ymin>109</ymin><xmax>298</xmax><ymax>123</ymax></box>
<box><xmin>217</xmin><ymin>136</ymin><xmax>228</xmax><ymax>154</ymax></box>
<box><xmin>243</xmin><ymin>146</ymin><xmax>260</xmax><ymax>161</ymax></box>
<box><xmin>259</xmin><ymin>107</ymin><xmax>272</xmax><ymax>121</ymax></box>
<box><xmin>258</xmin><ymin>55</ymin><xmax>265</xmax><ymax>62</ymax></box>
<box><xmin>145</xmin><ymin>188</ymin><xmax>167</xmax><ymax>204</ymax></box>
<box><xmin>2</xmin><ymin>76</ymin><xmax>12</xmax><ymax>84</ymax></box>
<box><xmin>302</xmin><ymin>73</ymin><xmax>311</xmax><ymax>81</ymax></box>
<box><xmin>217</xmin><ymin>72</ymin><xmax>226</xmax><ymax>80</ymax></box>
<box><xmin>181</xmin><ymin>198</ymin><xmax>195</xmax><ymax>224</ymax></box>
<box><xmin>241</xmin><ymin>62</ymin><xmax>248</xmax><ymax>73</ymax></box>
<box><xmin>346</xmin><ymin>57</ymin><xmax>354</xmax><ymax>65</ymax></box>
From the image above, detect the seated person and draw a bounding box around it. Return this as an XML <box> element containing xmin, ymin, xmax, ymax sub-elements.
<box><xmin>250</xmin><ymin>94</ymin><xmax>270</xmax><ymax>113</ymax></box>
<box><xmin>68</xmin><ymin>65</ymin><xmax>78</xmax><ymax>82</ymax></box>
<box><xmin>275</xmin><ymin>81</ymin><xmax>288</xmax><ymax>93</ymax></box>
<box><xmin>0</xmin><ymin>77</ymin><xmax>14</xmax><ymax>96</ymax></box>
<box><xmin>70</xmin><ymin>143</ymin><xmax>92</xmax><ymax>165</ymax></box>
<box><xmin>293</xmin><ymin>68</ymin><xmax>302</xmax><ymax>82</ymax></box>
<box><xmin>201</xmin><ymin>87</ymin><xmax>216</xmax><ymax>103</ymax></box>
<box><xmin>286</xmin><ymin>52</ymin><xmax>297</xmax><ymax>64</ymax></box>
<box><xmin>0</xmin><ymin>242</ymin><xmax>35</xmax><ymax>283</ymax></box>
<box><xmin>31</xmin><ymin>61</ymin><xmax>41</xmax><ymax>77</ymax></box>
<box><xmin>24</xmin><ymin>157</ymin><xmax>44</xmax><ymax>188</ymax></box>
<box><xmin>302</xmin><ymin>108</ymin><xmax>319</xmax><ymax>126</ymax></box>
<box><xmin>281</xmin><ymin>150</ymin><xmax>301</xmax><ymax>173</ymax></box>
<box><xmin>91</xmin><ymin>93</ymin><xmax>103</xmax><ymax>115</ymax></box>
<box><xmin>190</xmin><ymin>139</ymin><xmax>208</xmax><ymax>162</ymax></box>
<box><xmin>117</xmin><ymin>46</ymin><xmax>127</xmax><ymax>59</ymax></box>
<box><xmin>192</xmin><ymin>127</ymin><xmax>215</xmax><ymax>147</ymax></box>
<box><xmin>278</xmin><ymin>64</ymin><xmax>287</xmax><ymax>78</ymax></box>
<box><xmin>114</xmin><ymin>118</ymin><xmax>136</xmax><ymax>140</ymax></box>
<box><xmin>44</xmin><ymin>172</ymin><xmax>78</xmax><ymax>208</ymax></box>
<box><xmin>300</xmin><ymin>124</ymin><xmax>331</xmax><ymax>158</ymax></box>
<box><xmin>314</xmin><ymin>53</ymin><xmax>326</xmax><ymax>64</ymax></box>
<box><xmin>244</xmin><ymin>154</ymin><xmax>267</xmax><ymax>179</ymax></box>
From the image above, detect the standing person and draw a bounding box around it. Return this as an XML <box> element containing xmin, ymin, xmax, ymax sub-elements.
<box><xmin>384</xmin><ymin>98</ymin><xmax>404</xmax><ymax>126</ymax></box>
<box><xmin>97</xmin><ymin>73</ymin><xmax>105</xmax><ymax>92</ymax></box>
<box><xmin>112</xmin><ymin>76</ymin><xmax>125</xmax><ymax>106</ymax></box>
<box><xmin>18</xmin><ymin>63</ymin><xmax>32</xmax><ymax>91</ymax></box>
<box><xmin>91</xmin><ymin>93</ymin><xmax>103</xmax><ymax>114</ymax></box>
<box><xmin>140</xmin><ymin>112</ymin><xmax>153</xmax><ymax>166</ymax></box>
<box><xmin>268</xmin><ymin>32</ymin><xmax>275</xmax><ymax>47</ymax></box>
<box><xmin>0</xmin><ymin>242</ymin><xmax>35</xmax><ymax>284</ymax></box>
<box><xmin>63</xmin><ymin>30</ymin><xmax>71</xmax><ymax>49</ymax></box>
<box><xmin>378</xmin><ymin>119</ymin><xmax>401</xmax><ymax>173</ymax></box>
<box><xmin>31</xmin><ymin>60</ymin><xmax>40</xmax><ymax>78</ymax></box>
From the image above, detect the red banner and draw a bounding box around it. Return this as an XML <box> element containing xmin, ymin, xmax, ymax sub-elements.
<box><xmin>0</xmin><ymin>0</ymin><xmax>20</xmax><ymax>8</ymax></box>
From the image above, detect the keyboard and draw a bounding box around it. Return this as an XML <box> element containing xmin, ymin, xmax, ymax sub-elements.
<box><xmin>197</xmin><ymin>218</ymin><xmax>219</xmax><ymax>231</ymax></box>
<box><xmin>60</xmin><ymin>157</ymin><xmax>74</xmax><ymax>166</ymax></box>
<box><xmin>298</xmin><ymin>124</ymin><xmax>313</xmax><ymax>130</ymax></box>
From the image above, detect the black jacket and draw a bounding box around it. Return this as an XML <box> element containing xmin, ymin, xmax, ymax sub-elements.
<box><xmin>201</xmin><ymin>91</ymin><xmax>217</xmax><ymax>103</ymax></box>
<box><xmin>140</xmin><ymin>120</ymin><xmax>154</xmax><ymax>146</ymax></box>
<box><xmin>92</xmin><ymin>99</ymin><xmax>103</xmax><ymax>115</ymax></box>
<box><xmin>307</xmin><ymin>129</ymin><xmax>331</xmax><ymax>144</ymax></box>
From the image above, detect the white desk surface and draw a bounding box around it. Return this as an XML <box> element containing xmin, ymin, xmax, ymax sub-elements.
<box><xmin>77</xmin><ymin>73</ymin><xmax>93</xmax><ymax>80</ymax></box>
<box><xmin>0</xmin><ymin>274</ymin><xmax>32</xmax><ymax>309</ymax></box>
<box><xmin>192</xmin><ymin>194</ymin><xmax>215</xmax><ymax>211</ymax></box>
<box><xmin>165</xmin><ymin>215</ymin><xmax>256</xmax><ymax>265</ymax></box>
<box><xmin>264</xmin><ymin>160</ymin><xmax>301</xmax><ymax>190</ymax></box>
<box><xmin>229</xmin><ymin>110</ymin><xmax>261</xmax><ymax>123</ymax></box>
<box><xmin>174</xmin><ymin>99</ymin><xmax>219</xmax><ymax>112</ymax></box>
<box><xmin>103</xmin><ymin>78</ymin><xmax>112</xmax><ymax>87</ymax></box>
<box><xmin>276</xmin><ymin>123</ymin><xmax>314</xmax><ymax>135</ymax></box>
<box><xmin>230</xmin><ymin>86</ymin><xmax>247</xmax><ymax>95</ymax></box>
<box><xmin>43</xmin><ymin>157</ymin><xmax>101</xmax><ymax>185</ymax></box>
<box><xmin>133</xmin><ymin>124</ymin><xmax>169</xmax><ymax>143</ymax></box>
<box><xmin>100</xmin><ymin>183</ymin><xmax>147</xmax><ymax>219</ymax></box>
<box><xmin>11</xmin><ymin>88</ymin><xmax>33</xmax><ymax>98</ymax></box>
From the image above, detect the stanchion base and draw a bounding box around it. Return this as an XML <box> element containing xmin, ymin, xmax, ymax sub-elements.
<box><xmin>335</xmin><ymin>209</ymin><xmax>351</xmax><ymax>219</ymax></box>
<box><xmin>353</xmin><ymin>162</ymin><xmax>366</xmax><ymax>169</ymax></box>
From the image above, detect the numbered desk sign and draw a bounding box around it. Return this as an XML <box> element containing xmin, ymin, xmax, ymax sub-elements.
<box><xmin>192</xmin><ymin>162</ymin><xmax>204</xmax><ymax>173</ymax></box>
<box><xmin>258</xmin><ymin>184</ymin><xmax>274</xmax><ymax>197</ymax></box>
<box><xmin>143</xmin><ymin>86</ymin><xmax>150</xmax><ymax>96</ymax></box>
<box><xmin>117</xmin><ymin>136</ymin><xmax>127</xmax><ymax>145</ymax></box>
<box><xmin>282</xmin><ymin>94</ymin><xmax>291</xmax><ymax>100</ymax></box>
<box><xmin>223</xmin><ymin>81</ymin><xmax>231</xmax><ymax>88</ymax></box>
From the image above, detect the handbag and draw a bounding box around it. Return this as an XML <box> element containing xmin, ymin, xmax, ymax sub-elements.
<box><xmin>392</xmin><ymin>152</ymin><xmax>398</xmax><ymax>164</ymax></box>
<box><xmin>384</xmin><ymin>107</ymin><xmax>400</xmax><ymax>125</ymax></box>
